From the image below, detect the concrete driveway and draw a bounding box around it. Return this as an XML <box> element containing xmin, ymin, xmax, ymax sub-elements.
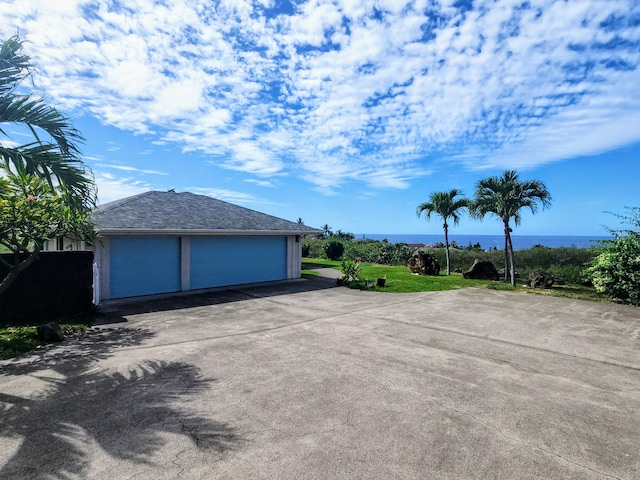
<box><xmin>1</xmin><ymin>277</ymin><xmax>639</xmax><ymax>479</ymax></box>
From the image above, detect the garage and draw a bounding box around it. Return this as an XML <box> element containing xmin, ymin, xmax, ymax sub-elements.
<box><xmin>109</xmin><ymin>236</ymin><xmax>181</xmax><ymax>299</ymax></box>
<box><xmin>190</xmin><ymin>236</ymin><xmax>287</xmax><ymax>290</ymax></box>
<box><xmin>91</xmin><ymin>190</ymin><xmax>320</xmax><ymax>302</ymax></box>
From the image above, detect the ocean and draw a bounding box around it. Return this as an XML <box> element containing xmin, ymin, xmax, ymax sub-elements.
<box><xmin>356</xmin><ymin>234</ymin><xmax>613</xmax><ymax>251</ymax></box>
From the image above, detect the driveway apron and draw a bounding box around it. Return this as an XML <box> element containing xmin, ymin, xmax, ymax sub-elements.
<box><xmin>1</xmin><ymin>279</ymin><xmax>639</xmax><ymax>479</ymax></box>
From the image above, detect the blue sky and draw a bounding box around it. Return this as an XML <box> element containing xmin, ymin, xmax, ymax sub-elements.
<box><xmin>2</xmin><ymin>0</ymin><xmax>639</xmax><ymax>236</ymax></box>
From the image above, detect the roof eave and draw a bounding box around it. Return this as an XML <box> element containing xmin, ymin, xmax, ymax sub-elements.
<box><xmin>95</xmin><ymin>228</ymin><xmax>323</xmax><ymax>237</ymax></box>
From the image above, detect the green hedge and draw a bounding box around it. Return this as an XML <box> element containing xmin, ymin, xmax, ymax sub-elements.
<box><xmin>304</xmin><ymin>238</ymin><xmax>414</xmax><ymax>265</ymax></box>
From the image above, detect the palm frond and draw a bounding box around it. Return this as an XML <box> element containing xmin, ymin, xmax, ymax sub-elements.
<box><xmin>0</xmin><ymin>144</ymin><xmax>95</xmax><ymax>208</ymax></box>
<box><xmin>417</xmin><ymin>190</ymin><xmax>468</xmax><ymax>224</ymax></box>
<box><xmin>471</xmin><ymin>170</ymin><xmax>550</xmax><ymax>223</ymax></box>
<box><xmin>0</xmin><ymin>36</ymin><xmax>30</xmax><ymax>95</ymax></box>
<box><xmin>0</xmin><ymin>36</ymin><xmax>95</xmax><ymax>209</ymax></box>
<box><xmin>0</xmin><ymin>95</ymin><xmax>84</xmax><ymax>154</ymax></box>
<box><xmin>416</xmin><ymin>202</ymin><xmax>435</xmax><ymax>219</ymax></box>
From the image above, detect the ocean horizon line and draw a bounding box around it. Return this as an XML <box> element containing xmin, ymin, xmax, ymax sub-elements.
<box><xmin>355</xmin><ymin>234</ymin><xmax>613</xmax><ymax>250</ymax></box>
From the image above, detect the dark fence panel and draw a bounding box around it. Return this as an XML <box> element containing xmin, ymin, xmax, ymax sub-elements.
<box><xmin>0</xmin><ymin>251</ymin><xmax>94</xmax><ymax>325</ymax></box>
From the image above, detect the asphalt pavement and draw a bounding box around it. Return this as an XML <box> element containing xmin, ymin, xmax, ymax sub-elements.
<box><xmin>1</xmin><ymin>276</ymin><xmax>639</xmax><ymax>479</ymax></box>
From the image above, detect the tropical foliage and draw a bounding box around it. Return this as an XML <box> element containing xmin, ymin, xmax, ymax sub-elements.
<box><xmin>303</xmin><ymin>233</ymin><xmax>595</xmax><ymax>284</ymax></box>
<box><xmin>0</xmin><ymin>36</ymin><xmax>95</xmax><ymax>207</ymax></box>
<box><xmin>0</xmin><ymin>36</ymin><xmax>96</xmax><ymax>293</ymax></box>
<box><xmin>339</xmin><ymin>258</ymin><xmax>360</xmax><ymax>283</ymax></box>
<box><xmin>470</xmin><ymin>170</ymin><xmax>551</xmax><ymax>286</ymax></box>
<box><xmin>586</xmin><ymin>207</ymin><xmax>640</xmax><ymax>306</ymax></box>
<box><xmin>416</xmin><ymin>189</ymin><xmax>468</xmax><ymax>275</ymax></box>
<box><xmin>0</xmin><ymin>173</ymin><xmax>95</xmax><ymax>294</ymax></box>
<box><xmin>324</xmin><ymin>240</ymin><xmax>344</xmax><ymax>260</ymax></box>
<box><xmin>303</xmin><ymin>236</ymin><xmax>415</xmax><ymax>265</ymax></box>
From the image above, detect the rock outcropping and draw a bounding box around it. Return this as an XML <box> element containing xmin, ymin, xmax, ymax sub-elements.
<box><xmin>407</xmin><ymin>251</ymin><xmax>440</xmax><ymax>276</ymax></box>
<box><xmin>463</xmin><ymin>259</ymin><xmax>499</xmax><ymax>281</ymax></box>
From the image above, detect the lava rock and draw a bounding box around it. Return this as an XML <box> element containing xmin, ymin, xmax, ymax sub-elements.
<box><xmin>36</xmin><ymin>322</ymin><xmax>64</xmax><ymax>343</ymax></box>
<box><xmin>463</xmin><ymin>260</ymin><xmax>499</xmax><ymax>281</ymax></box>
<box><xmin>407</xmin><ymin>250</ymin><xmax>440</xmax><ymax>276</ymax></box>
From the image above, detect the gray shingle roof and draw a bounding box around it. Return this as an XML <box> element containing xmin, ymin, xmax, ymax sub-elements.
<box><xmin>92</xmin><ymin>191</ymin><xmax>321</xmax><ymax>235</ymax></box>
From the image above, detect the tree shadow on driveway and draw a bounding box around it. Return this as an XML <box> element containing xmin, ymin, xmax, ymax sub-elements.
<box><xmin>0</xmin><ymin>328</ymin><xmax>242</xmax><ymax>479</ymax></box>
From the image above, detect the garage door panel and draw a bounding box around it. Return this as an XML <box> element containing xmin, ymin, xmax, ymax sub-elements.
<box><xmin>110</xmin><ymin>236</ymin><xmax>180</xmax><ymax>298</ymax></box>
<box><xmin>190</xmin><ymin>236</ymin><xmax>286</xmax><ymax>289</ymax></box>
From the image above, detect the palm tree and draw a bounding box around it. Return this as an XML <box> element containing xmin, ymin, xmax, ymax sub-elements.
<box><xmin>416</xmin><ymin>189</ymin><xmax>468</xmax><ymax>275</ymax></box>
<box><xmin>0</xmin><ymin>36</ymin><xmax>95</xmax><ymax>208</ymax></box>
<box><xmin>470</xmin><ymin>170</ymin><xmax>551</xmax><ymax>286</ymax></box>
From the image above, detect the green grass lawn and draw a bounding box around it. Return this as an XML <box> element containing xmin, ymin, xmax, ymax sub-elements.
<box><xmin>302</xmin><ymin>257</ymin><xmax>607</xmax><ymax>301</ymax></box>
<box><xmin>353</xmin><ymin>263</ymin><xmax>507</xmax><ymax>292</ymax></box>
<box><xmin>301</xmin><ymin>269</ymin><xmax>320</xmax><ymax>278</ymax></box>
<box><xmin>303</xmin><ymin>258</ymin><xmax>513</xmax><ymax>292</ymax></box>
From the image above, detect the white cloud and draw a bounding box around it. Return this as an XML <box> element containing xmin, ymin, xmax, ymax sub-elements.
<box><xmin>187</xmin><ymin>186</ymin><xmax>258</xmax><ymax>205</ymax></box>
<box><xmin>94</xmin><ymin>172</ymin><xmax>150</xmax><ymax>204</ymax></box>
<box><xmin>97</xmin><ymin>163</ymin><xmax>168</xmax><ymax>175</ymax></box>
<box><xmin>245</xmin><ymin>178</ymin><xmax>275</xmax><ymax>187</ymax></box>
<box><xmin>2</xmin><ymin>0</ymin><xmax>639</xmax><ymax>192</ymax></box>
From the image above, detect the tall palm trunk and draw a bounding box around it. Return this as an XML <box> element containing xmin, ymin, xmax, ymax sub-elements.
<box><xmin>503</xmin><ymin>221</ymin><xmax>510</xmax><ymax>281</ymax></box>
<box><xmin>504</xmin><ymin>220</ymin><xmax>516</xmax><ymax>287</ymax></box>
<box><xmin>443</xmin><ymin>221</ymin><xmax>450</xmax><ymax>275</ymax></box>
<box><xmin>504</xmin><ymin>222</ymin><xmax>516</xmax><ymax>286</ymax></box>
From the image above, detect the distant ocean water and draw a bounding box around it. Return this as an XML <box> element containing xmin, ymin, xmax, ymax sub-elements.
<box><xmin>357</xmin><ymin>234</ymin><xmax>613</xmax><ymax>250</ymax></box>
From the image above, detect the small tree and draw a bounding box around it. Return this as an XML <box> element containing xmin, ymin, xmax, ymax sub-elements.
<box><xmin>587</xmin><ymin>207</ymin><xmax>640</xmax><ymax>306</ymax></box>
<box><xmin>416</xmin><ymin>189</ymin><xmax>468</xmax><ymax>275</ymax></box>
<box><xmin>0</xmin><ymin>173</ymin><xmax>95</xmax><ymax>294</ymax></box>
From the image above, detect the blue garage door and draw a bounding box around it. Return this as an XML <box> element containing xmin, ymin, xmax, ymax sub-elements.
<box><xmin>110</xmin><ymin>236</ymin><xmax>181</xmax><ymax>299</ymax></box>
<box><xmin>190</xmin><ymin>236</ymin><xmax>287</xmax><ymax>290</ymax></box>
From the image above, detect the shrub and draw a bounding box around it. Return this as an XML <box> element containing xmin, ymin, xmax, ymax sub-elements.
<box><xmin>586</xmin><ymin>207</ymin><xmax>640</xmax><ymax>306</ymax></box>
<box><xmin>303</xmin><ymin>239</ymin><xmax>328</xmax><ymax>259</ymax></box>
<box><xmin>343</xmin><ymin>240</ymin><xmax>383</xmax><ymax>263</ymax></box>
<box><xmin>340</xmin><ymin>259</ymin><xmax>360</xmax><ymax>283</ymax></box>
<box><xmin>324</xmin><ymin>241</ymin><xmax>345</xmax><ymax>260</ymax></box>
<box><xmin>427</xmin><ymin>246</ymin><xmax>597</xmax><ymax>283</ymax></box>
<box><xmin>340</xmin><ymin>240</ymin><xmax>413</xmax><ymax>265</ymax></box>
<box><xmin>377</xmin><ymin>242</ymin><xmax>413</xmax><ymax>265</ymax></box>
<box><xmin>587</xmin><ymin>236</ymin><xmax>640</xmax><ymax>305</ymax></box>
<box><xmin>547</xmin><ymin>265</ymin><xmax>585</xmax><ymax>285</ymax></box>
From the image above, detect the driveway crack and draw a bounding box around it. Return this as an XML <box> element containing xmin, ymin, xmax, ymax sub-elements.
<box><xmin>428</xmin><ymin>397</ymin><xmax>625</xmax><ymax>480</ymax></box>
